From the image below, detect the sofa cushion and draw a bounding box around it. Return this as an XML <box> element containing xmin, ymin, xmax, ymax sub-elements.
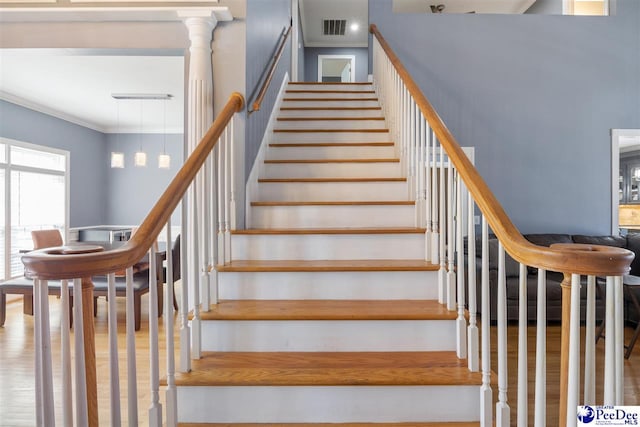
<box><xmin>572</xmin><ymin>234</ymin><xmax>627</xmax><ymax>248</ymax></box>
<box><xmin>524</xmin><ymin>233</ymin><xmax>573</xmax><ymax>247</ymax></box>
<box><xmin>487</xmin><ymin>239</ymin><xmax>521</xmax><ymax>277</ymax></box>
<box><xmin>624</xmin><ymin>233</ymin><xmax>640</xmax><ymax>276</ymax></box>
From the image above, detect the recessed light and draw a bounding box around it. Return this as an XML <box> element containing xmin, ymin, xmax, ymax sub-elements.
<box><xmin>350</xmin><ymin>22</ymin><xmax>359</xmax><ymax>32</ymax></box>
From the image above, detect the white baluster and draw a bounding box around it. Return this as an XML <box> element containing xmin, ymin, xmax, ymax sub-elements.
<box><xmin>467</xmin><ymin>194</ymin><xmax>479</xmax><ymax>372</ymax></box>
<box><xmin>38</xmin><ymin>279</ymin><xmax>55</xmax><ymax>425</ymax></box>
<box><xmin>566</xmin><ymin>273</ymin><xmax>581</xmax><ymax>427</ymax></box>
<box><xmin>534</xmin><ymin>269</ymin><xmax>546</xmax><ymax>427</ymax></box>
<box><xmin>409</xmin><ymin>97</ymin><xmax>415</xmax><ymax>201</ymax></box>
<box><xmin>179</xmin><ymin>200</ymin><xmax>191</xmax><ymax>373</ymax></box>
<box><xmin>432</xmin><ymin>131</ymin><xmax>440</xmax><ymax>267</ymax></box>
<box><xmin>217</xmin><ymin>139</ymin><xmax>225</xmax><ymax>266</ymax></box>
<box><xmin>584</xmin><ymin>275</ymin><xmax>596</xmax><ymax>404</ymax></box>
<box><xmin>224</xmin><ymin>126</ymin><xmax>231</xmax><ymax>265</ymax></box>
<box><xmin>424</xmin><ymin>119</ymin><xmax>432</xmax><ymax>262</ymax></box>
<box><xmin>496</xmin><ymin>242</ymin><xmax>510</xmax><ymax>427</ymax></box>
<box><xmin>414</xmin><ymin>102</ymin><xmax>421</xmax><ymax>226</ymax></box>
<box><xmin>148</xmin><ymin>245</ymin><xmax>163</xmax><ymax>426</ymax></box>
<box><xmin>614</xmin><ymin>275</ymin><xmax>624</xmax><ymax>405</ymax></box>
<box><xmin>107</xmin><ymin>272</ymin><xmax>122</xmax><ymax>425</ymax></box>
<box><xmin>209</xmin><ymin>145</ymin><xmax>219</xmax><ymax>305</ymax></box>
<box><xmin>73</xmin><ymin>277</ymin><xmax>89</xmax><ymax>426</ymax></box>
<box><xmin>604</xmin><ymin>275</ymin><xmax>615</xmax><ymax>404</ymax></box>
<box><xmin>60</xmin><ymin>279</ymin><xmax>73</xmax><ymax>427</ymax></box>
<box><xmin>480</xmin><ymin>217</ymin><xmax>493</xmax><ymax>427</ymax></box>
<box><xmin>438</xmin><ymin>140</ymin><xmax>446</xmax><ymax>305</ymax></box>
<box><xmin>191</xmin><ymin>182</ymin><xmax>202</xmax><ymax>359</ymax></box>
<box><xmin>125</xmin><ymin>267</ymin><xmax>139</xmax><ymax>426</ymax></box>
<box><xmin>456</xmin><ymin>173</ymin><xmax>467</xmax><ymax>359</ymax></box>
<box><xmin>447</xmin><ymin>158</ymin><xmax>456</xmax><ymax>311</ymax></box>
<box><xmin>517</xmin><ymin>263</ymin><xmax>527</xmax><ymax>427</ymax></box>
<box><xmin>230</xmin><ymin>117</ymin><xmax>237</xmax><ymax>231</ymax></box>
<box><xmin>201</xmin><ymin>152</ymin><xmax>211</xmax><ymax>311</ymax></box>
<box><xmin>34</xmin><ymin>278</ymin><xmax>42</xmax><ymax>427</ymax></box>
<box><xmin>165</xmin><ymin>222</ymin><xmax>178</xmax><ymax>427</ymax></box>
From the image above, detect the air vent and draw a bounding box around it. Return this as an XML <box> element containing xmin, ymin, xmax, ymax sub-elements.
<box><xmin>322</xmin><ymin>19</ymin><xmax>346</xmax><ymax>36</ymax></box>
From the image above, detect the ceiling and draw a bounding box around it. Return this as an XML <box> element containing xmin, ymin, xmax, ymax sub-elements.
<box><xmin>0</xmin><ymin>51</ymin><xmax>184</xmax><ymax>134</ymax></box>
<box><xmin>392</xmin><ymin>0</ymin><xmax>537</xmax><ymax>14</ymax></box>
<box><xmin>299</xmin><ymin>0</ymin><xmax>369</xmax><ymax>48</ymax></box>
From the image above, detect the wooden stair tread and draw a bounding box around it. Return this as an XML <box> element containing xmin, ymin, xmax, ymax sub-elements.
<box><xmin>232</xmin><ymin>227</ymin><xmax>426</xmax><ymax>235</ymax></box>
<box><xmin>198</xmin><ymin>300</ymin><xmax>456</xmax><ymax>321</ymax></box>
<box><xmin>179</xmin><ymin>423</ymin><xmax>479</xmax><ymax>427</ymax></box>
<box><xmin>283</xmin><ymin>98</ymin><xmax>378</xmax><ymax>102</ymax></box>
<box><xmin>251</xmin><ymin>201</ymin><xmax>414</xmax><ymax>206</ymax></box>
<box><xmin>173</xmin><ymin>351</ymin><xmax>480</xmax><ymax>387</ymax></box>
<box><xmin>270</xmin><ymin>142</ymin><xmax>394</xmax><ymax>147</ymax></box>
<box><xmin>280</xmin><ymin>107</ymin><xmax>381</xmax><ymax>111</ymax></box>
<box><xmin>277</xmin><ymin>117</ymin><xmax>385</xmax><ymax>121</ymax></box>
<box><xmin>285</xmin><ymin>90</ymin><xmax>376</xmax><ymax>94</ymax></box>
<box><xmin>257</xmin><ymin>177</ymin><xmax>407</xmax><ymax>183</ymax></box>
<box><xmin>216</xmin><ymin>259</ymin><xmax>438</xmax><ymax>272</ymax></box>
<box><xmin>263</xmin><ymin>158</ymin><xmax>399</xmax><ymax>164</ymax></box>
<box><xmin>273</xmin><ymin>129</ymin><xmax>389</xmax><ymax>133</ymax></box>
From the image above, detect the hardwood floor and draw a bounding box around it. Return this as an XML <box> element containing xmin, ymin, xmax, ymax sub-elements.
<box><xmin>0</xmin><ymin>290</ymin><xmax>639</xmax><ymax>426</ymax></box>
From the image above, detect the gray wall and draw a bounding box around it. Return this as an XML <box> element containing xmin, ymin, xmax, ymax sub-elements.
<box><xmin>244</xmin><ymin>0</ymin><xmax>291</xmax><ymax>181</ymax></box>
<box><xmin>105</xmin><ymin>133</ymin><xmax>183</xmax><ymax>225</ymax></box>
<box><xmin>297</xmin><ymin>5</ymin><xmax>305</xmax><ymax>81</ymax></box>
<box><xmin>369</xmin><ymin>0</ymin><xmax>640</xmax><ymax>234</ymax></box>
<box><xmin>0</xmin><ymin>100</ymin><xmax>108</xmax><ymax>227</ymax></box>
<box><xmin>305</xmin><ymin>47</ymin><xmax>369</xmax><ymax>82</ymax></box>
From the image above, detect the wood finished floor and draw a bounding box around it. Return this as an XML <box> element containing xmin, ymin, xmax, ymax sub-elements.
<box><xmin>0</xmin><ymin>288</ymin><xmax>639</xmax><ymax>426</ymax></box>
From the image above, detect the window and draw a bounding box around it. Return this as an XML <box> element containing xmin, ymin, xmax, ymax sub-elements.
<box><xmin>0</xmin><ymin>138</ymin><xmax>68</xmax><ymax>280</ymax></box>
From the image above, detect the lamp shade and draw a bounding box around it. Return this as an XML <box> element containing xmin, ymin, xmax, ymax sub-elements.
<box><xmin>111</xmin><ymin>152</ymin><xmax>125</xmax><ymax>168</ymax></box>
<box><xmin>134</xmin><ymin>151</ymin><xmax>147</xmax><ymax>167</ymax></box>
<box><xmin>158</xmin><ymin>153</ymin><xmax>171</xmax><ymax>169</ymax></box>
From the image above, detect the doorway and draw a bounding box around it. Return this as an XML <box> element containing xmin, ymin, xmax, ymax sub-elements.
<box><xmin>612</xmin><ymin>129</ymin><xmax>640</xmax><ymax>234</ymax></box>
<box><xmin>317</xmin><ymin>55</ymin><xmax>356</xmax><ymax>83</ymax></box>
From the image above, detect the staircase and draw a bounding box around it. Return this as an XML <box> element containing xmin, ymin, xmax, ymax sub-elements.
<box><xmin>174</xmin><ymin>82</ymin><xmax>482</xmax><ymax>425</ymax></box>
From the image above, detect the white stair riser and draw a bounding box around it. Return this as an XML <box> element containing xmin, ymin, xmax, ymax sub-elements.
<box><xmin>284</xmin><ymin>91</ymin><xmax>377</xmax><ymax>99</ymax></box>
<box><xmin>279</xmin><ymin>108</ymin><xmax>383</xmax><ymax>118</ymax></box>
<box><xmin>275</xmin><ymin>119</ymin><xmax>387</xmax><ymax>130</ymax></box>
<box><xmin>281</xmin><ymin>100</ymin><xmax>380</xmax><ymax>108</ymax></box>
<box><xmin>288</xmin><ymin>83</ymin><xmax>374</xmax><ymax>91</ymax></box>
<box><xmin>272</xmin><ymin>131</ymin><xmax>390</xmax><ymax>143</ymax></box>
<box><xmin>250</xmin><ymin>204</ymin><xmax>415</xmax><ymax>228</ymax></box>
<box><xmin>232</xmin><ymin>233</ymin><xmax>423</xmax><ymax>260</ymax></box>
<box><xmin>261</xmin><ymin>162</ymin><xmax>401</xmax><ymax>178</ymax></box>
<box><xmin>266</xmin><ymin>145</ymin><xmax>395</xmax><ymax>160</ymax></box>
<box><xmin>254</xmin><ymin>181</ymin><xmax>409</xmax><ymax>202</ymax></box>
<box><xmin>177</xmin><ymin>385</ymin><xmax>480</xmax><ymax>423</ymax></box>
<box><xmin>200</xmin><ymin>319</ymin><xmax>456</xmax><ymax>352</ymax></box>
<box><xmin>218</xmin><ymin>271</ymin><xmax>438</xmax><ymax>300</ymax></box>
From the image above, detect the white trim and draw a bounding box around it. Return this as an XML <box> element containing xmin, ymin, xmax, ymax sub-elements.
<box><xmin>612</xmin><ymin>128</ymin><xmax>640</xmax><ymax>234</ymax></box>
<box><xmin>305</xmin><ymin>42</ymin><xmax>368</xmax><ymax>48</ymax></box>
<box><xmin>317</xmin><ymin>54</ymin><xmax>356</xmax><ymax>83</ymax></box>
<box><xmin>291</xmin><ymin>0</ymin><xmax>299</xmax><ymax>82</ymax></box>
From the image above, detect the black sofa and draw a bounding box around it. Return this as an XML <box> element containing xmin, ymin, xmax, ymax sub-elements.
<box><xmin>467</xmin><ymin>233</ymin><xmax>640</xmax><ymax>323</ymax></box>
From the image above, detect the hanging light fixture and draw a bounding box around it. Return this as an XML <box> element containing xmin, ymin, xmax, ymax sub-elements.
<box><xmin>158</xmin><ymin>97</ymin><xmax>171</xmax><ymax>169</ymax></box>
<box><xmin>110</xmin><ymin>99</ymin><xmax>125</xmax><ymax>168</ymax></box>
<box><xmin>134</xmin><ymin>99</ymin><xmax>147</xmax><ymax>167</ymax></box>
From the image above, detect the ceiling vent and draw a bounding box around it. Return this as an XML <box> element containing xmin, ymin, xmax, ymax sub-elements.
<box><xmin>322</xmin><ymin>19</ymin><xmax>346</xmax><ymax>36</ymax></box>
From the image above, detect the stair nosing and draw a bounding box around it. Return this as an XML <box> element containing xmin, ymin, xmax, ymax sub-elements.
<box><xmin>273</xmin><ymin>129</ymin><xmax>389</xmax><ymax>133</ymax></box>
<box><xmin>257</xmin><ymin>177</ymin><xmax>407</xmax><ymax>183</ymax></box>
<box><xmin>263</xmin><ymin>158</ymin><xmax>399</xmax><ymax>164</ymax></box>
<box><xmin>216</xmin><ymin>259</ymin><xmax>437</xmax><ymax>272</ymax></box>
<box><xmin>269</xmin><ymin>142</ymin><xmax>394</xmax><ymax>147</ymax></box>
<box><xmin>251</xmin><ymin>201</ymin><xmax>414</xmax><ymax>206</ymax></box>
<box><xmin>232</xmin><ymin>227</ymin><xmax>426</xmax><ymax>235</ymax></box>
<box><xmin>277</xmin><ymin>117</ymin><xmax>385</xmax><ymax>121</ymax></box>
<box><xmin>285</xmin><ymin>90</ymin><xmax>376</xmax><ymax>94</ymax></box>
<box><xmin>282</xmin><ymin>98</ymin><xmax>378</xmax><ymax>102</ymax></box>
<box><xmin>280</xmin><ymin>107</ymin><xmax>382</xmax><ymax>111</ymax></box>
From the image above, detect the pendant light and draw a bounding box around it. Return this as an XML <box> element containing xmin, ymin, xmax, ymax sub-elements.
<box><xmin>158</xmin><ymin>97</ymin><xmax>171</xmax><ymax>169</ymax></box>
<box><xmin>110</xmin><ymin>99</ymin><xmax>125</xmax><ymax>168</ymax></box>
<box><xmin>134</xmin><ymin>99</ymin><xmax>147</xmax><ymax>167</ymax></box>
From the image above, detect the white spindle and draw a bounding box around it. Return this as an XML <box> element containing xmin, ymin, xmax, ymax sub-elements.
<box><xmin>107</xmin><ymin>272</ymin><xmax>122</xmax><ymax>425</ymax></box>
<box><xmin>614</xmin><ymin>275</ymin><xmax>624</xmax><ymax>405</ymax></box>
<box><xmin>432</xmin><ymin>130</ymin><xmax>439</xmax><ymax>267</ymax></box>
<box><xmin>39</xmin><ymin>279</ymin><xmax>55</xmax><ymax>425</ymax></box>
<box><xmin>73</xmin><ymin>277</ymin><xmax>89</xmax><ymax>427</ymax></box>
<box><xmin>604</xmin><ymin>275</ymin><xmax>615</xmax><ymax>404</ymax></box>
<box><xmin>179</xmin><ymin>200</ymin><xmax>191</xmax><ymax>373</ymax></box>
<box><xmin>455</xmin><ymin>173</ymin><xmax>467</xmax><ymax>359</ymax></box>
<box><xmin>584</xmin><ymin>275</ymin><xmax>596</xmax><ymax>404</ymax></box>
<box><xmin>125</xmin><ymin>267</ymin><xmax>139</xmax><ymax>426</ymax></box>
<box><xmin>467</xmin><ymin>193</ymin><xmax>479</xmax><ymax>372</ymax></box>
<box><xmin>229</xmin><ymin>117</ymin><xmax>237</xmax><ymax>231</ymax></box>
<box><xmin>148</xmin><ymin>245</ymin><xmax>162</xmax><ymax>426</ymax></box>
<box><xmin>165</xmin><ymin>222</ymin><xmax>178</xmax><ymax>427</ymax></box>
<box><xmin>224</xmin><ymin>127</ymin><xmax>231</xmax><ymax>265</ymax></box>
<box><xmin>201</xmin><ymin>153</ymin><xmax>212</xmax><ymax>311</ymax></box>
<box><xmin>409</xmin><ymin>97</ymin><xmax>416</xmax><ymax>201</ymax></box>
<box><xmin>534</xmin><ymin>269</ymin><xmax>546</xmax><ymax>427</ymax></box>
<box><xmin>209</xmin><ymin>144</ymin><xmax>219</xmax><ymax>305</ymax></box>
<box><xmin>517</xmin><ymin>263</ymin><xmax>527</xmax><ymax>427</ymax></box>
<box><xmin>60</xmin><ymin>279</ymin><xmax>73</xmax><ymax>427</ymax></box>
<box><xmin>34</xmin><ymin>279</ymin><xmax>42</xmax><ymax>426</ymax></box>
<box><xmin>496</xmin><ymin>242</ymin><xmax>510</xmax><ymax>427</ymax></box>
<box><xmin>424</xmin><ymin>119</ymin><xmax>432</xmax><ymax>262</ymax></box>
<box><xmin>480</xmin><ymin>216</ymin><xmax>493</xmax><ymax>427</ymax></box>
<box><xmin>566</xmin><ymin>273</ymin><xmax>581</xmax><ymax>427</ymax></box>
<box><xmin>217</xmin><ymin>139</ymin><xmax>225</xmax><ymax>266</ymax></box>
<box><xmin>191</xmin><ymin>182</ymin><xmax>202</xmax><ymax>359</ymax></box>
<box><xmin>446</xmin><ymin>157</ymin><xmax>456</xmax><ymax>311</ymax></box>
<box><xmin>438</xmin><ymin>140</ymin><xmax>446</xmax><ymax>305</ymax></box>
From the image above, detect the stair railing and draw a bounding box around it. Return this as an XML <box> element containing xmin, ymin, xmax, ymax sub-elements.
<box><xmin>21</xmin><ymin>92</ymin><xmax>244</xmax><ymax>427</ymax></box>
<box><xmin>371</xmin><ymin>24</ymin><xmax>632</xmax><ymax>427</ymax></box>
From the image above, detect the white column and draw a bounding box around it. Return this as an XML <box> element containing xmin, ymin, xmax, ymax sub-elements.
<box><xmin>291</xmin><ymin>0</ymin><xmax>299</xmax><ymax>82</ymax></box>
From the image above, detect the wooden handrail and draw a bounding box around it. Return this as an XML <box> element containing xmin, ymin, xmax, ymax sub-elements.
<box><xmin>370</xmin><ymin>24</ymin><xmax>632</xmax><ymax>276</ymax></box>
<box><xmin>249</xmin><ymin>25</ymin><xmax>292</xmax><ymax>113</ymax></box>
<box><xmin>22</xmin><ymin>92</ymin><xmax>245</xmax><ymax>280</ymax></box>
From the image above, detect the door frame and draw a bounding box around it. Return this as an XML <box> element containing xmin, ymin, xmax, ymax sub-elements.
<box><xmin>611</xmin><ymin>128</ymin><xmax>640</xmax><ymax>234</ymax></box>
<box><xmin>317</xmin><ymin>54</ymin><xmax>356</xmax><ymax>83</ymax></box>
